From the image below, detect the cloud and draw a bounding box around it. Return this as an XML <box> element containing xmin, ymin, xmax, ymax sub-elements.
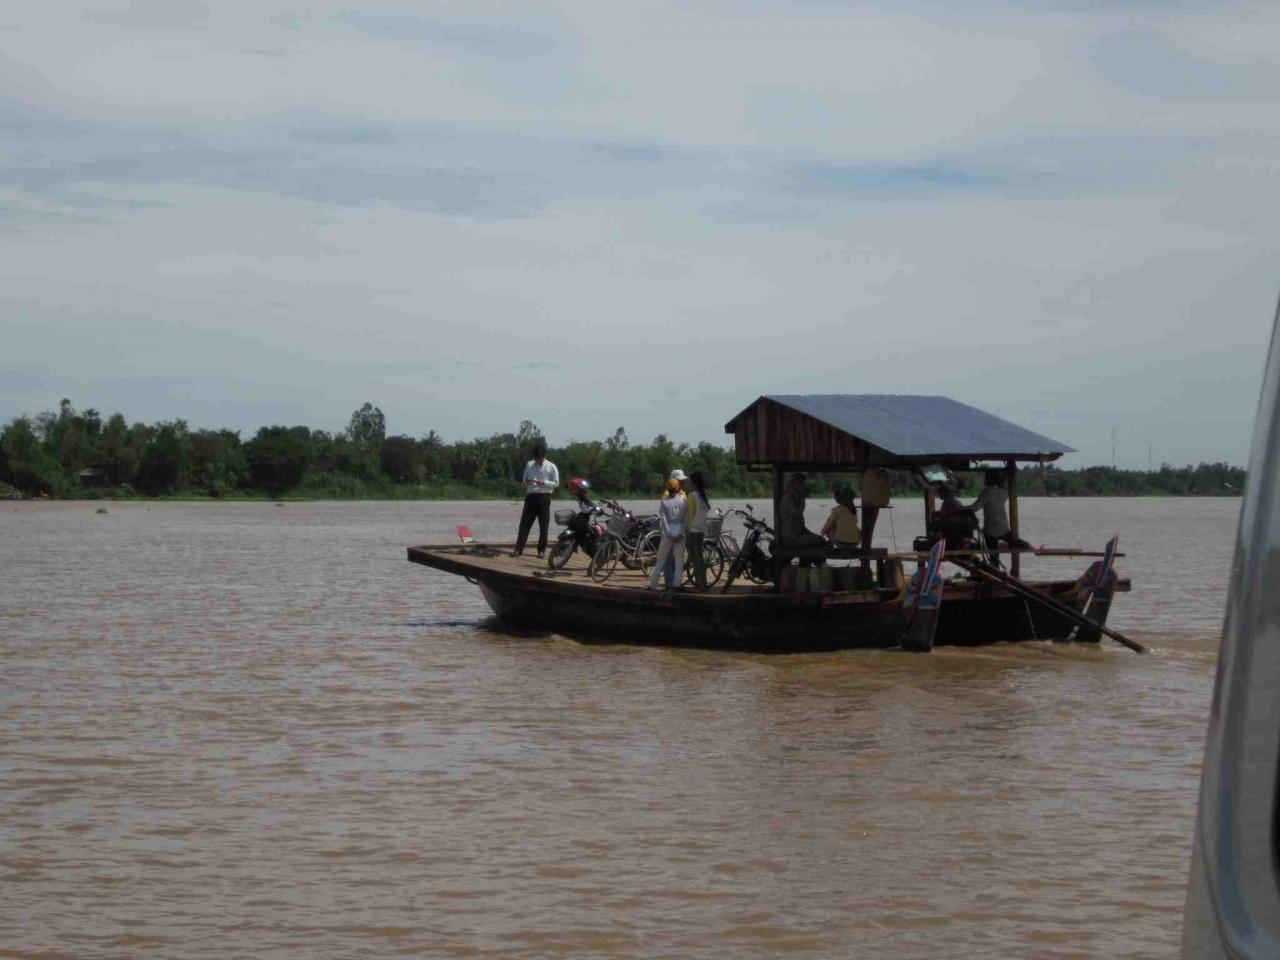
<box><xmin>333</xmin><ymin>12</ymin><xmax>563</xmax><ymax>58</ymax></box>
<box><xmin>80</xmin><ymin>0</ymin><xmax>210</xmax><ymax>30</ymax></box>
<box><xmin>1090</xmin><ymin>26</ymin><xmax>1278</xmax><ymax>99</ymax></box>
<box><xmin>5</xmin><ymin>99</ymin><xmax>1263</xmax><ymax>234</ymax></box>
<box><xmin>0</xmin><ymin>1</ymin><xmax>1277</xmax><ymax>466</ymax></box>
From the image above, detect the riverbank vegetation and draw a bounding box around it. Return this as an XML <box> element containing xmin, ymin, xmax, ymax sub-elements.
<box><xmin>1</xmin><ymin>399</ymin><xmax>1246</xmax><ymax>501</ymax></box>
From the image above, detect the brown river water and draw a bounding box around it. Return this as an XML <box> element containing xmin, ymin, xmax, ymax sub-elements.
<box><xmin>1</xmin><ymin>497</ymin><xmax>1234</xmax><ymax>958</ymax></box>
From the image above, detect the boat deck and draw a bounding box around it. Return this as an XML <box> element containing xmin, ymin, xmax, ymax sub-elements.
<box><xmin>408</xmin><ymin>542</ymin><xmax>808</xmax><ymax>598</ymax></box>
<box><xmin>406</xmin><ymin>542</ymin><xmax>1129</xmax><ymax>602</ymax></box>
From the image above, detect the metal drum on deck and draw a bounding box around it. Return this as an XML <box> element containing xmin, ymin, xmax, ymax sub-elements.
<box><xmin>814</xmin><ymin>566</ymin><xmax>835</xmax><ymax>592</ymax></box>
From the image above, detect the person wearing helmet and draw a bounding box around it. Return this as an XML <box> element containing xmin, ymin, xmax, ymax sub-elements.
<box><xmin>568</xmin><ymin>476</ymin><xmax>593</xmax><ymax>504</ymax></box>
<box><xmin>569</xmin><ymin>477</ymin><xmax>595</xmax><ymax>517</ymax></box>
<box><xmin>566</xmin><ymin>477</ymin><xmax>597</xmax><ymax>541</ymax></box>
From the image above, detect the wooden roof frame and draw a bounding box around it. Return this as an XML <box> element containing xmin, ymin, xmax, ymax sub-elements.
<box><xmin>725</xmin><ymin>395</ymin><xmax>1066</xmax><ymax>577</ymax></box>
<box><xmin>724</xmin><ymin>396</ymin><xmax>1068</xmax><ymax>470</ymax></box>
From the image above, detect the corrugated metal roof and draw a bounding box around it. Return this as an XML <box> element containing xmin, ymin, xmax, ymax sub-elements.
<box><xmin>744</xmin><ymin>394</ymin><xmax>1074</xmax><ymax>458</ymax></box>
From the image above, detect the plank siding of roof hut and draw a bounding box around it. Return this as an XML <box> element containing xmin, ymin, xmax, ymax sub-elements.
<box><xmin>733</xmin><ymin>398</ymin><xmax>865</xmax><ymax>466</ymax></box>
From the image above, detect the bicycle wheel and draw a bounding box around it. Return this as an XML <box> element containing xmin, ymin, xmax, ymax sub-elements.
<box><xmin>681</xmin><ymin>538</ymin><xmax>715</xmax><ymax>588</ymax></box>
<box><xmin>746</xmin><ymin>557</ymin><xmax>772</xmax><ymax>584</ymax></box>
<box><xmin>588</xmin><ymin>537</ymin><xmax>619</xmax><ymax>583</ymax></box>
<box><xmin>548</xmin><ymin>538</ymin><xmax>576</xmax><ymax>569</ymax></box>
<box><xmin>721</xmin><ymin>552</ymin><xmax>746</xmax><ymax>594</ymax></box>
<box><xmin>702</xmin><ymin>541</ymin><xmax>725</xmax><ymax>588</ymax></box>
<box><xmin>637</xmin><ymin>530</ymin><xmax>662</xmax><ymax>578</ymax></box>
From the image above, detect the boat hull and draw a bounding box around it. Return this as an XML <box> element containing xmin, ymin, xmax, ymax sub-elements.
<box><xmin>408</xmin><ymin>543</ymin><xmax>1123</xmax><ymax>653</ymax></box>
<box><xmin>477</xmin><ymin>578</ymin><xmax>907</xmax><ymax>651</ymax></box>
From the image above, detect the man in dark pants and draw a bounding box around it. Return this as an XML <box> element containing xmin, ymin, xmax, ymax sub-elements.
<box><xmin>513</xmin><ymin>442</ymin><xmax>558</xmax><ymax>558</ymax></box>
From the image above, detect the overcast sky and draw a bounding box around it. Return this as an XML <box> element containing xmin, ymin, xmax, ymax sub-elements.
<box><xmin>3</xmin><ymin>1</ymin><xmax>1278</xmax><ymax>468</ymax></box>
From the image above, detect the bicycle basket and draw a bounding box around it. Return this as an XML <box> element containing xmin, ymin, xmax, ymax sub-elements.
<box><xmin>554</xmin><ymin>508</ymin><xmax>576</xmax><ymax>525</ymax></box>
<box><xmin>607</xmin><ymin>514</ymin><xmax>632</xmax><ymax>538</ymax></box>
<box><xmin>703</xmin><ymin>514</ymin><xmax>724</xmax><ymax>539</ymax></box>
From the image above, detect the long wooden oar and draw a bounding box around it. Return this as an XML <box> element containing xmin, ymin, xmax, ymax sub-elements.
<box><xmin>951</xmin><ymin>558</ymin><xmax>1145</xmax><ymax>654</ymax></box>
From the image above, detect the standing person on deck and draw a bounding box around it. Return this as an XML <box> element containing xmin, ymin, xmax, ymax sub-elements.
<box><xmin>685</xmin><ymin>471</ymin><xmax>713</xmax><ymax>591</ymax></box>
<box><xmin>662</xmin><ymin>468</ymin><xmax>688</xmax><ymax>586</ymax></box>
<box><xmin>649</xmin><ymin>478</ymin><xmax>688</xmax><ymax>591</ymax></box>
<box><xmin>966</xmin><ymin>469</ymin><xmax>1031</xmax><ymax>568</ymax></box>
<box><xmin>512</xmin><ymin>442</ymin><xmax>558</xmax><ymax>559</ymax></box>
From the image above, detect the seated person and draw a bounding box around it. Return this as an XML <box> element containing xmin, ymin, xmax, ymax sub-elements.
<box><xmin>566</xmin><ymin>477</ymin><xmax>597</xmax><ymax>536</ymax></box>
<box><xmin>821</xmin><ymin>483</ymin><xmax>861</xmax><ymax>548</ymax></box>
<box><xmin>935</xmin><ymin>483</ymin><xmax>965</xmax><ymax>515</ymax></box>
<box><xmin>930</xmin><ymin>482</ymin><xmax>978</xmax><ymax>550</ymax></box>
<box><xmin>779</xmin><ymin>472</ymin><xmax>826</xmax><ymax>549</ymax></box>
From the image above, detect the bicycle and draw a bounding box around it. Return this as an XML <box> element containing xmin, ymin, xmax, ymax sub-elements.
<box><xmin>588</xmin><ymin>501</ymin><xmax>660</xmax><ymax>583</ymax></box>
<box><xmin>637</xmin><ymin>511</ymin><xmax>727</xmax><ymax>589</ymax></box>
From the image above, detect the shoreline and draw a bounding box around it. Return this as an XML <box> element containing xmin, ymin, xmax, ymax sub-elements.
<box><xmin>5</xmin><ymin>490</ymin><xmax>1244</xmax><ymax>504</ymax></box>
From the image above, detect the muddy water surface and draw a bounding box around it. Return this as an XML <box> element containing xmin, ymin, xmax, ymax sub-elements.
<box><xmin>0</xmin><ymin>498</ymin><xmax>1233</xmax><ymax>958</ymax></box>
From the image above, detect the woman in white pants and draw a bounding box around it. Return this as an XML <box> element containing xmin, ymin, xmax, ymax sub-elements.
<box><xmin>649</xmin><ymin>477</ymin><xmax>688</xmax><ymax>590</ymax></box>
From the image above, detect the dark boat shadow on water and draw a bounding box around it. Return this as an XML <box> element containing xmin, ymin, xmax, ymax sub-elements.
<box><xmin>409</xmin><ymin>612</ymin><xmax>772</xmax><ymax>650</ymax></box>
<box><xmin>404</xmin><ymin>614</ymin><xmax>557</xmax><ymax>639</ymax></box>
<box><xmin>406</xmin><ymin>615</ymin><xmax>1140</xmax><ymax>659</ymax></box>
<box><xmin>455</xmin><ymin>617</ymin><xmax>899</xmax><ymax>655</ymax></box>
<box><xmin>403</xmin><ymin>616</ymin><xmax>494</xmax><ymax>630</ymax></box>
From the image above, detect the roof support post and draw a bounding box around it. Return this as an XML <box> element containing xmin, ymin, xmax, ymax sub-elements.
<box><xmin>926</xmin><ymin>483</ymin><xmax>936</xmax><ymax>568</ymax></box>
<box><xmin>772</xmin><ymin>465</ymin><xmax>785</xmax><ymax>593</ymax></box>
<box><xmin>772</xmin><ymin>465</ymin><xmax>784</xmax><ymax>545</ymax></box>
<box><xmin>1006</xmin><ymin>459</ymin><xmax>1020</xmax><ymax>578</ymax></box>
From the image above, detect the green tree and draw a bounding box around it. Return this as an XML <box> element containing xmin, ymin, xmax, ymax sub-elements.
<box><xmin>246</xmin><ymin>426</ymin><xmax>315</xmax><ymax>494</ymax></box>
<box><xmin>347</xmin><ymin>403</ymin><xmax>386</xmax><ymax>449</ymax></box>
<box><xmin>380</xmin><ymin>435</ymin><xmax>424</xmax><ymax>483</ymax></box>
<box><xmin>46</xmin><ymin>398</ymin><xmax>94</xmax><ymax>474</ymax></box>
<box><xmin>0</xmin><ymin>417</ymin><xmax>63</xmax><ymax>494</ymax></box>
<box><xmin>419</xmin><ymin>431</ymin><xmax>446</xmax><ymax>480</ymax></box>
<box><xmin>95</xmin><ymin>414</ymin><xmax>141</xmax><ymax>487</ymax></box>
<box><xmin>512</xmin><ymin>420</ymin><xmax>545</xmax><ymax>479</ymax></box>
<box><xmin>190</xmin><ymin>429</ymin><xmax>246</xmax><ymax>496</ymax></box>
<box><xmin>136</xmin><ymin>421</ymin><xmax>192</xmax><ymax>495</ymax></box>
<box><xmin>450</xmin><ymin>446</ymin><xmax>485</xmax><ymax>483</ymax></box>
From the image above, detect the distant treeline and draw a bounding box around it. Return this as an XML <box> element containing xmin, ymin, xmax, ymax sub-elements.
<box><xmin>0</xmin><ymin>399</ymin><xmax>1247</xmax><ymax>501</ymax></box>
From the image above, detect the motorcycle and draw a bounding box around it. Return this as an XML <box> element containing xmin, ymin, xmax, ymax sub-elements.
<box><xmin>547</xmin><ymin>501</ymin><xmax>608</xmax><ymax>569</ymax></box>
<box><xmin>720</xmin><ymin>505</ymin><xmax>777</xmax><ymax>593</ymax></box>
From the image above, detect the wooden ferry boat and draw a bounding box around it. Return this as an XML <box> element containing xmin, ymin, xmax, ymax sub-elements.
<box><xmin>408</xmin><ymin>395</ymin><xmax>1137</xmax><ymax>653</ymax></box>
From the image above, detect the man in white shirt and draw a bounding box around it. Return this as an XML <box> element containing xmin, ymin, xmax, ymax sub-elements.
<box><xmin>513</xmin><ymin>442</ymin><xmax>558</xmax><ymax>558</ymax></box>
